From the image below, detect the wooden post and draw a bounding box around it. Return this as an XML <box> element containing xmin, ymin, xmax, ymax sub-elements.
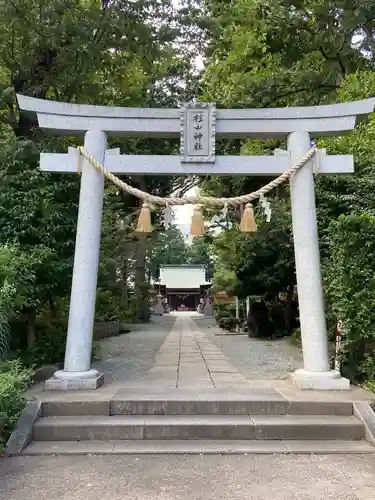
<box><xmin>235</xmin><ymin>296</ymin><xmax>240</xmax><ymax>333</ymax></box>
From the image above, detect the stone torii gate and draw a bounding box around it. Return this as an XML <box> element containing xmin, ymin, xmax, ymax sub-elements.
<box><xmin>17</xmin><ymin>95</ymin><xmax>375</xmax><ymax>391</ymax></box>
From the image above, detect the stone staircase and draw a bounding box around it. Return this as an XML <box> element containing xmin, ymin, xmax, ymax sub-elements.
<box><xmin>21</xmin><ymin>389</ymin><xmax>375</xmax><ymax>455</ymax></box>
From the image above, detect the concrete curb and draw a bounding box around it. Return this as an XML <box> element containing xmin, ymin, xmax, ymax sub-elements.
<box><xmin>5</xmin><ymin>398</ymin><xmax>42</xmax><ymax>456</ymax></box>
<box><xmin>353</xmin><ymin>401</ymin><xmax>375</xmax><ymax>447</ymax></box>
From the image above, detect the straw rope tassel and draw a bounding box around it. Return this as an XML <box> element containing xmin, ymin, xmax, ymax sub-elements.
<box><xmin>239</xmin><ymin>203</ymin><xmax>257</xmax><ymax>232</ymax></box>
<box><xmin>135</xmin><ymin>202</ymin><xmax>153</xmax><ymax>233</ymax></box>
<box><xmin>190</xmin><ymin>205</ymin><xmax>205</xmax><ymax>236</ymax></box>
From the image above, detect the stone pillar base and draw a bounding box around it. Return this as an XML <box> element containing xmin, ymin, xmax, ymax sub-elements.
<box><xmin>291</xmin><ymin>369</ymin><xmax>350</xmax><ymax>390</ymax></box>
<box><xmin>204</xmin><ymin>300</ymin><xmax>213</xmax><ymax>317</ymax></box>
<box><xmin>45</xmin><ymin>369</ymin><xmax>104</xmax><ymax>391</ymax></box>
<box><xmin>153</xmin><ymin>305</ymin><xmax>164</xmax><ymax>316</ymax></box>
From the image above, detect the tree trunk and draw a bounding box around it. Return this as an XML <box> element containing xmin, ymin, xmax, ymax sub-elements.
<box><xmin>26</xmin><ymin>308</ymin><xmax>37</xmax><ymax>348</ymax></box>
<box><xmin>133</xmin><ymin>177</ymin><xmax>151</xmax><ymax>323</ymax></box>
<box><xmin>120</xmin><ymin>260</ymin><xmax>129</xmax><ymax>307</ymax></box>
<box><xmin>284</xmin><ymin>285</ymin><xmax>296</xmax><ymax>335</ymax></box>
<box><xmin>134</xmin><ymin>236</ymin><xmax>150</xmax><ymax>323</ymax></box>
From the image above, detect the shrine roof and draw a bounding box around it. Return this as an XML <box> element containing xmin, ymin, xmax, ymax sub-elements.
<box><xmin>154</xmin><ymin>265</ymin><xmax>211</xmax><ymax>289</ymax></box>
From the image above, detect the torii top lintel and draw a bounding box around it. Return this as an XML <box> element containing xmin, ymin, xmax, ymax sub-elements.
<box><xmin>17</xmin><ymin>94</ymin><xmax>375</xmax><ymax>139</ymax></box>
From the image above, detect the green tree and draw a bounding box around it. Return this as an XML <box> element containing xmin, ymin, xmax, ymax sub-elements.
<box><xmin>200</xmin><ymin>0</ymin><xmax>375</xmax><ymax>332</ymax></box>
<box><xmin>187</xmin><ymin>236</ymin><xmax>214</xmax><ymax>280</ymax></box>
<box><xmin>150</xmin><ymin>225</ymin><xmax>188</xmax><ymax>280</ymax></box>
<box><xmin>324</xmin><ymin>214</ymin><xmax>375</xmax><ymax>382</ymax></box>
<box><xmin>202</xmin><ymin>0</ymin><xmax>374</xmax><ymax>108</ymax></box>
<box><xmin>0</xmin><ymin>0</ymin><xmax>204</xmax><ymax>338</ymax></box>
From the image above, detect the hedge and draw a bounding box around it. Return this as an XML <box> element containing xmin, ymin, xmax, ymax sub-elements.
<box><xmin>324</xmin><ymin>214</ymin><xmax>375</xmax><ymax>382</ymax></box>
<box><xmin>0</xmin><ymin>359</ymin><xmax>33</xmax><ymax>451</ymax></box>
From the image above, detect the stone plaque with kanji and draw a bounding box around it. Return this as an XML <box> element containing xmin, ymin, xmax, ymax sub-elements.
<box><xmin>180</xmin><ymin>102</ymin><xmax>216</xmax><ymax>163</ymax></box>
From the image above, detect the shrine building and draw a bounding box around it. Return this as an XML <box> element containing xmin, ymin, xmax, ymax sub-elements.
<box><xmin>154</xmin><ymin>265</ymin><xmax>211</xmax><ymax>311</ymax></box>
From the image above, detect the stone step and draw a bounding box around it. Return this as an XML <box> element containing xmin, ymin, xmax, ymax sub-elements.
<box><xmin>110</xmin><ymin>397</ymin><xmax>353</xmax><ymax>417</ymax></box>
<box><xmin>22</xmin><ymin>439</ymin><xmax>375</xmax><ymax>456</ymax></box>
<box><xmin>32</xmin><ymin>414</ymin><xmax>365</xmax><ymax>442</ymax></box>
<box><xmin>41</xmin><ymin>395</ymin><xmax>353</xmax><ymax>417</ymax></box>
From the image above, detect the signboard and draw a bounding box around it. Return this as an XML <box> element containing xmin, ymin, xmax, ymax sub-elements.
<box><xmin>180</xmin><ymin>102</ymin><xmax>216</xmax><ymax>163</ymax></box>
<box><xmin>213</xmin><ymin>291</ymin><xmax>236</xmax><ymax>304</ymax></box>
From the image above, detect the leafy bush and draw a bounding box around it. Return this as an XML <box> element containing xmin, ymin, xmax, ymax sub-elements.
<box><xmin>289</xmin><ymin>328</ymin><xmax>301</xmax><ymax>346</ymax></box>
<box><xmin>214</xmin><ymin>303</ymin><xmax>236</xmax><ymax>320</ymax></box>
<box><xmin>0</xmin><ymin>359</ymin><xmax>33</xmax><ymax>451</ymax></box>
<box><xmin>0</xmin><ymin>301</ymin><xmax>11</xmax><ymax>362</ymax></box>
<box><xmin>17</xmin><ymin>326</ymin><xmax>67</xmax><ymax>368</ymax></box>
<box><xmin>0</xmin><ymin>244</ymin><xmax>37</xmax><ymax>359</ymax></box>
<box><xmin>17</xmin><ymin>328</ymin><xmax>99</xmax><ymax>368</ymax></box>
<box><xmin>96</xmin><ymin>289</ymin><xmax>137</xmax><ymax>323</ymax></box>
<box><xmin>218</xmin><ymin>316</ymin><xmax>237</xmax><ymax>331</ymax></box>
<box><xmin>214</xmin><ymin>303</ymin><xmax>238</xmax><ymax>331</ymax></box>
<box><xmin>95</xmin><ymin>290</ymin><xmax>121</xmax><ymax>322</ymax></box>
<box><xmin>324</xmin><ymin>214</ymin><xmax>375</xmax><ymax>382</ymax></box>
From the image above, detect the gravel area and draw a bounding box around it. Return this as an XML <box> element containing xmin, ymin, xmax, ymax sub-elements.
<box><xmin>92</xmin><ymin>314</ymin><xmax>303</xmax><ymax>384</ymax></box>
<box><xmin>91</xmin><ymin>315</ymin><xmax>175</xmax><ymax>382</ymax></box>
<box><xmin>1</xmin><ymin>454</ymin><xmax>375</xmax><ymax>500</ymax></box>
<box><xmin>192</xmin><ymin>317</ymin><xmax>303</xmax><ymax>380</ymax></box>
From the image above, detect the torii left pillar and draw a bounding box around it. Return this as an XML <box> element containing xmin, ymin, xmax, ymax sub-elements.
<box><xmin>46</xmin><ymin>129</ymin><xmax>107</xmax><ymax>390</ymax></box>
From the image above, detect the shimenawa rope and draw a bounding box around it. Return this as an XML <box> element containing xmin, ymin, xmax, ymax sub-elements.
<box><xmin>76</xmin><ymin>146</ymin><xmax>317</xmax><ymax>208</ymax></box>
<box><xmin>76</xmin><ymin>145</ymin><xmax>317</xmax><ymax>233</ymax></box>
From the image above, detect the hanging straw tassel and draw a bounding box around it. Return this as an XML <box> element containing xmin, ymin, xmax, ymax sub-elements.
<box><xmin>135</xmin><ymin>202</ymin><xmax>153</xmax><ymax>233</ymax></box>
<box><xmin>239</xmin><ymin>203</ymin><xmax>257</xmax><ymax>232</ymax></box>
<box><xmin>190</xmin><ymin>205</ymin><xmax>205</xmax><ymax>236</ymax></box>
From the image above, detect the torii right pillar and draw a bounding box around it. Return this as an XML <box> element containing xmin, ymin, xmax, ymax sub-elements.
<box><xmin>288</xmin><ymin>131</ymin><xmax>348</xmax><ymax>389</ymax></box>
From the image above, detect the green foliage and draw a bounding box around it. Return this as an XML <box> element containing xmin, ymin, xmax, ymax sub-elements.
<box><xmin>218</xmin><ymin>316</ymin><xmax>237</xmax><ymax>332</ymax></box>
<box><xmin>0</xmin><ymin>0</ymin><xmax>204</xmax><ymax>340</ymax></box>
<box><xmin>324</xmin><ymin>214</ymin><xmax>375</xmax><ymax>382</ymax></box>
<box><xmin>202</xmin><ymin>0</ymin><xmax>374</xmax><ymax>108</ymax></box>
<box><xmin>200</xmin><ymin>2</ymin><xmax>375</xmax><ymax>384</ymax></box>
<box><xmin>289</xmin><ymin>328</ymin><xmax>301</xmax><ymax>347</ymax></box>
<box><xmin>210</xmin><ymin>201</ymin><xmax>294</xmax><ymax>299</ymax></box>
<box><xmin>17</xmin><ymin>326</ymin><xmax>67</xmax><ymax>368</ymax></box>
<box><xmin>187</xmin><ymin>236</ymin><xmax>214</xmax><ymax>280</ymax></box>
<box><xmin>236</xmin><ymin>202</ymin><xmax>294</xmax><ymax>298</ymax></box>
<box><xmin>364</xmin><ymin>380</ymin><xmax>375</xmax><ymax>395</ymax></box>
<box><xmin>91</xmin><ymin>341</ymin><xmax>102</xmax><ymax>362</ymax></box>
<box><xmin>95</xmin><ymin>290</ymin><xmax>123</xmax><ymax>323</ymax></box>
<box><xmin>212</xmin><ymin>265</ymin><xmax>239</xmax><ymax>295</ymax></box>
<box><xmin>151</xmin><ymin>225</ymin><xmax>189</xmax><ymax>280</ymax></box>
<box><xmin>214</xmin><ymin>302</ymin><xmax>236</xmax><ymax>318</ymax></box>
<box><xmin>214</xmin><ymin>302</ymin><xmax>237</xmax><ymax>331</ymax></box>
<box><xmin>0</xmin><ymin>243</ymin><xmax>41</xmax><ymax>357</ymax></box>
<box><xmin>150</xmin><ymin>227</ymin><xmax>215</xmax><ymax>284</ymax></box>
<box><xmin>210</xmin><ymin>228</ymin><xmax>239</xmax><ymax>295</ymax></box>
<box><xmin>0</xmin><ymin>359</ymin><xmax>33</xmax><ymax>451</ymax></box>
<box><xmin>0</xmin><ymin>304</ymin><xmax>10</xmax><ymax>362</ymax></box>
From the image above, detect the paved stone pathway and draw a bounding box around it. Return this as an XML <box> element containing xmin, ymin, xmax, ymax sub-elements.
<box><xmin>145</xmin><ymin>314</ymin><xmax>250</xmax><ymax>388</ymax></box>
<box><xmin>90</xmin><ymin>312</ymin><xmax>302</xmax><ymax>388</ymax></box>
